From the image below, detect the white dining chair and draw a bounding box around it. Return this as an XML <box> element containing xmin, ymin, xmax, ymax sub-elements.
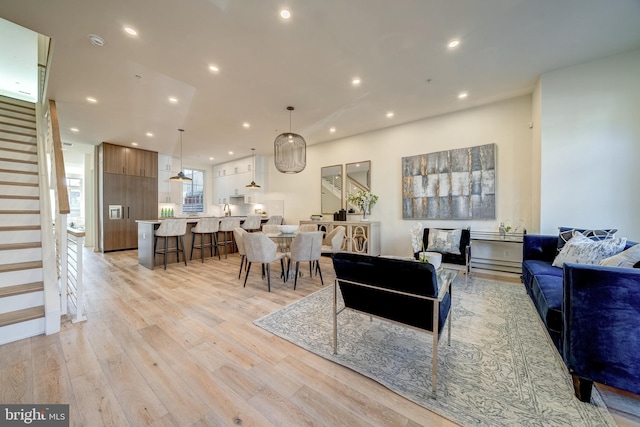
<box><xmin>243</xmin><ymin>232</ymin><xmax>287</xmax><ymax>292</ymax></box>
<box><xmin>321</xmin><ymin>226</ymin><xmax>346</xmax><ymax>256</ymax></box>
<box><xmin>286</xmin><ymin>231</ymin><xmax>324</xmax><ymax>289</ymax></box>
<box><xmin>233</xmin><ymin>227</ymin><xmax>248</xmax><ymax>279</ymax></box>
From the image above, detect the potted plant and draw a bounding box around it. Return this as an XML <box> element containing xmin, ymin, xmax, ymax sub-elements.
<box><xmin>347</xmin><ymin>190</ymin><xmax>378</xmax><ymax>220</ymax></box>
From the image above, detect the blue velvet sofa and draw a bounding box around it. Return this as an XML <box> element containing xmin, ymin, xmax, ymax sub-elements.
<box><xmin>522</xmin><ymin>234</ymin><xmax>640</xmax><ymax>402</ymax></box>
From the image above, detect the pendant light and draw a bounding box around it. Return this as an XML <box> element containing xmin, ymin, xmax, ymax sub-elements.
<box><xmin>170</xmin><ymin>128</ymin><xmax>192</xmax><ymax>182</ymax></box>
<box><xmin>274</xmin><ymin>106</ymin><xmax>306</xmax><ymax>173</ymax></box>
<box><xmin>246</xmin><ymin>148</ymin><xmax>261</xmax><ymax>189</ymax></box>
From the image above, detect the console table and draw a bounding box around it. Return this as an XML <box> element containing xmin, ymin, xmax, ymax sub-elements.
<box><xmin>299</xmin><ymin>220</ymin><xmax>380</xmax><ymax>256</ymax></box>
<box><xmin>469</xmin><ymin>230</ymin><xmax>526</xmax><ymax>274</ymax></box>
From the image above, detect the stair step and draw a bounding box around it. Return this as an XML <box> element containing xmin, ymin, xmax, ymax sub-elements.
<box><xmin>0</xmin><ymin>181</ymin><xmax>38</xmax><ymax>187</ymax></box>
<box><xmin>0</xmin><ymin>195</ymin><xmax>39</xmax><ymax>200</ymax></box>
<box><xmin>0</xmin><ymin>128</ymin><xmax>36</xmax><ymax>139</ymax></box>
<box><xmin>0</xmin><ymin>226</ymin><xmax>42</xmax><ymax>231</ymax></box>
<box><xmin>0</xmin><ymin>261</ymin><xmax>42</xmax><ymax>273</ymax></box>
<box><xmin>0</xmin><ymin>112</ymin><xmax>36</xmax><ymax>126</ymax></box>
<box><xmin>0</xmin><ymin>267</ymin><xmax>43</xmax><ymax>287</ymax></box>
<box><xmin>0</xmin><ymin>185</ymin><xmax>39</xmax><ymax>197</ymax></box>
<box><xmin>0</xmin><ymin>156</ymin><xmax>37</xmax><ymax>165</ymax></box>
<box><xmin>0</xmin><ymin>306</ymin><xmax>44</xmax><ymax>328</ymax></box>
<box><xmin>0</xmin><ymin>282</ymin><xmax>43</xmax><ymax>298</ymax></box>
<box><xmin>0</xmin><ymin>120</ymin><xmax>37</xmax><ymax>132</ymax></box>
<box><xmin>0</xmin><ymin>229</ymin><xmax>42</xmax><ymax>245</ymax></box>
<box><xmin>0</xmin><ymin>96</ymin><xmax>36</xmax><ymax>112</ymax></box>
<box><xmin>0</xmin><ymin>146</ymin><xmax>38</xmax><ymax>156</ymax></box>
<box><xmin>0</xmin><ymin>137</ymin><xmax>37</xmax><ymax>147</ymax></box>
<box><xmin>0</xmin><ymin>242</ymin><xmax>42</xmax><ymax>251</ymax></box>
<box><xmin>0</xmin><ymin>168</ymin><xmax>38</xmax><ymax>175</ymax></box>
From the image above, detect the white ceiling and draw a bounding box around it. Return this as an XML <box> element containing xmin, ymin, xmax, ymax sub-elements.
<box><xmin>1</xmin><ymin>0</ymin><xmax>640</xmax><ymax>165</ymax></box>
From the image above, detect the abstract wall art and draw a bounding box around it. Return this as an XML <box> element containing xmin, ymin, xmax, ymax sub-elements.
<box><xmin>402</xmin><ymin>143</ymin><xmax>496</xmax><ymax>219</ymax></box>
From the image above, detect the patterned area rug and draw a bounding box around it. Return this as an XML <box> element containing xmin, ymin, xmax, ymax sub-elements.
<box><xmin>254</xmin><ymin>276</ymin><xmax>616</xmax><ymax>426</ymax></box>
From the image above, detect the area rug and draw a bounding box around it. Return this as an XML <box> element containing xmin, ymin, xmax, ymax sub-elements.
<box><xmin>254</xmin><ymin>276</ymin><xmax>616</xmax><ymax>426</ymax></box>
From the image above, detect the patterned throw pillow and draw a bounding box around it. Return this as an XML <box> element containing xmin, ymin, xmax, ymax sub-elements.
<box><xmin>552</xmin><ymin>231</ymin><xmax>627</xmax><ymax>267</ymax></box>
<box><xmin>599</xmin><ymin>243</ymin><xmax>640</xmax><ymax>268</ymax></box>
<box><xmin>557</xmin><ymin>227</ymin><xmax>617</xmax><ymax>251</ymax></box>
<box><xmin>426</xmin><ymin>228</ymin><xmax>462</xmax><ymax>255</ymax></box>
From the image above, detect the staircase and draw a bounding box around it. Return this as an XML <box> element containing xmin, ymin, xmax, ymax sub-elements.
<box><xmin>0</xmin><ymin>95</ymin><xmax>46</xmax><ymax>344</ymax></box>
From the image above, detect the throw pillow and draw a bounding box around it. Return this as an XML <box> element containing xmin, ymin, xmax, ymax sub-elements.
<box><xmin>599</xmin><ymin>243</ymin><xmax>640</xmax><ymax>268</ymax></box>
<box><xmin>557</xmin><ymin>227</ymin><xmax>617</xmax><ymax>251</ymax></box>
<box><xmin>552</xmin><ymin>231</ymin><xmax>627</xmax><ymax>267</ymax></box>
<box><xmin>426</xmin><ymin>228</ymin><xmax>462</xmax><ymax>255</ymax></box>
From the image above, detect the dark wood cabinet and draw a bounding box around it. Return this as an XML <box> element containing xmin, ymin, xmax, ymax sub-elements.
<box><xmin>99</xmin><ymin>143</ymin><xmax>158</xmax><ymax>252</ymax></box>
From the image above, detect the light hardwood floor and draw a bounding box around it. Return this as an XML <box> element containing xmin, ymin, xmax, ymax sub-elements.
<box><xmin>1</xmin><ymin>250</ymin><xmax>638</xmax><ymax>426</ymax></box>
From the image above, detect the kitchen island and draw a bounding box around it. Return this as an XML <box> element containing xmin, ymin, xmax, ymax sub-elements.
<box><xmin>136</xmin><ymin>216</ymin><xmax>262</xmax><ymax>269</ymax></box>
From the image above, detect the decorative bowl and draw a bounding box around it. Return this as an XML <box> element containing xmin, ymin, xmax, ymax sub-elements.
<box><xmin>277</xmin><ymin>225</ymin><xmax>298</xmax><ymax>234</ymax></box>
<box><xmin>310</xmin><ymin>215</ymin><xmax>323</xmax><ymax>221</ymax></box>
<box><xmin>418</xmin><ymin>251</ymin><xmax>442</xmax><ymax>270</ymax></box>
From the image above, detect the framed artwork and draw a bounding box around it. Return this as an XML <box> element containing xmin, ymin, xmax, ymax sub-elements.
<box><xmin>402</xmin><ymin>143</ymin><xmax>496</xmax><ymax>219</ymax></box>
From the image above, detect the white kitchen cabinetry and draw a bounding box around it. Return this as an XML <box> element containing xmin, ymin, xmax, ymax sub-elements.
<box><xmin>213</xmin><ymin>156</ymin><xmax>264</xmax><ymax>204</ymax></box>
<box><xmin>158</xmin><ymin>154</ymin><xmax>184</xmax><ymax>204</ymax></box>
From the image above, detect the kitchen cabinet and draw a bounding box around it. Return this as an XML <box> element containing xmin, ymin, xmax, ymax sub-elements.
<box><xmin>157</xmin><ymin>154</ymin><xmax>183</xmax><ymax>204</ymax></box>
<box><xmin>213</xmin><ymin>156</ymin><xmax>264</xmax><ymax>204</ymax></box>
<box><xmin>99</xmin><ymin>143</ymin><xmax>158</xmax><ymax>252</ymax></box>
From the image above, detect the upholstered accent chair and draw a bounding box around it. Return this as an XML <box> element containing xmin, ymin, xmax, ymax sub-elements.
<box><xmin>243</xmin><ymin>232</ymin><xmax>287</xmax><ymax>292</ymax></box>
<box><xmin>286</xmin><ymin>231</ymin><xmax>324</xmax><ymax>289</ymax></box>
<box><xmin>321</xmin><ymin>226</ymin><xmax>346</xmax><ymax>256</ymax></box>
<box><xmin>242</xmin><ymin>214</ymin><xmax>262</xmax><ymax>232</ymax></box>
<box><xmin>190</xmin><ymin>217</ymin><xmax>220</xmax><ymax>262</ymax></box>
<box><xmin>232</xmin><ymin>227</ymin><xmax>248</xmax><ymax>279</ymax></box>
<box><xmin>154</xmin><ymin>219</ymin><xmax>188</xmax><ymax>270</ymax></box>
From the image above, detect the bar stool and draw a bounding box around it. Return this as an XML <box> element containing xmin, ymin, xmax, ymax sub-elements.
<box><xmin>154</xmin><ymin>219</ymin><xmax>188</xmax><ymax>270</ymax></box>
<box><xmin>190</xmin><ymin>217</ymin><xmax>220</xmax><ymax>263</ymax></box>
<box><xmin>218</xmin><ymin>217</ymin><xmax>241</xmax><ymax>258</ymax></box>
<box><xmin>242</xmin><ymin>214</ymin><xmax>262</xmax><ymax>232</ymax></box>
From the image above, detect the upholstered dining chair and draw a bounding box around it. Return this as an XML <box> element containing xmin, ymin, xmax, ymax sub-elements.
<box><xmin>242</xmin><ymin>214</ymin><xmax>262</xmax><ymax>232</ymax></box>
<box><xmin>232</xmin><ymin>227</ymin><xmax>248</xmax><ymax>279</ymax></box>
<box><xmin>190</xmin><ymin>217</ymin><xmax>220</xmax><ymax>262</ymax></box>
<box><xmin>286</xmin><ymin>231</ymin><xmax>324</xmax><ymax>290</ymax></box>
<box><xmin>218</xmin><ymin>217</ymin><xmax>241</xmax><ymax>258</ymax></box>
<box><xmin>154</xmin><ymin>218</ymin><xmax>188</xmax><ymax>270</ymax></box>
<box><xmin>242</xmin><ymin>232</ymin><xmax>287</xmax><ymax>292</ymax></box>
<box><xmin>298</xmin><ymin>223</ymin><xmax>319</xmax><ymax>232</ymax></box>
<box><xmin>265</xmin><ymin>215</ymin><xmax>283</xmax><ymax>225</ymax></box>
<box><xmin>321</xmin><ymin>226</ymin><xmax>346</xmax><ymax>256</ymax></box>
<box><xmin>261</xmin><ymin>224</ymin><xmax>280</xmax><ymax>234</ymax></box>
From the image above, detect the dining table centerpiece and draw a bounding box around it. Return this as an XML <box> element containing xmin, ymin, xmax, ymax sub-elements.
<box><xmin>347</xmin><ymin>190</ymin><xmax>379</xmax><ymax>220</ymax></box>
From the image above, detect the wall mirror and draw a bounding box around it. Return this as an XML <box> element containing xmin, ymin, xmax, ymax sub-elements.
<box><xmin>345</xmin><ymin>160</ymin><xmax>371</xmax><ymax>212</ymax></box>
<box><xmin>321</xmin><ymin>164</ymin><xmax>343</xmax><ymax>214</ymax></box>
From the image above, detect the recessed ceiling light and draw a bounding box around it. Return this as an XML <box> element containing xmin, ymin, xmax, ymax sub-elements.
<box><xmin>70</xmin><ymin>127</ymin><xmax>79</xmax><ymax>133</ymax></box>
<box><xmin>329</xmin><ymin>127</ymin><xmax>336</xmax><ymax>133</ymax></box>
<box><xmin>124</xmin><ymin>27</ymin><xmax>138</xmax><ymax>36</ymax></box>
<box><xmin>386</xmin><ymin>112</ymin><xmax>394</xmax><ymax>118</ymax></box>
<box><xmin>242</xmin><ymin>122</ymin><xmax>250</xmax><ymax>129</ymax></box>
<box><xmin>88</xmin><ymin>34</ymin><xmax>105</xmax><ymax>47</ymax></box>
<box><xmin>352</xmin><ymin>78</ymin><xmax>361</xmax><ymax>86</ymax></box>
<box><xmin>86</xmin><ymin>97</ymin><xmax>97</xmax><ymax>103</ymax></box>
<box><xmin>228</xmin><ymin>151</ymin><xmax>234</xmax><ymax>155</ymax></box>
<box><xmin>168</xmin><ymin>97</ymin><xmax>178</xmax><ymax>103</ymax></box>
<box><xmin>209</xmin><ymin>65</ymin><xmax>219</xmax><ymax>73</ymax></box>
<box><xmin>448</xmin><ymin>40</ymin><xmax>460</xmax><ymax>49</ymax></box>
<box><xmin>146</xmin><ymin>132</ymin><xmax>153</xmax><ymax>137</ymax></box>
<box><xmin>209</xmin><ymin>157</ymin><xmax>214</xmax><ymax>161</ymax></box>
<box><xmin>458</xmin><ymin>92</ymin><xmax>468</xmax><ymax>99</ymax></box>
<box><xmin>280</xmin><ymin>9</ymin><xmax>291</xmax><ymax>19</ymax></box>
<box><xmin>131</xmin><ymin>142</ymin><xmax>138</xmax><ymax>146</ymax></box>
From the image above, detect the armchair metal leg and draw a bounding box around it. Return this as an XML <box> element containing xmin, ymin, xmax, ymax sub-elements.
<box><xmin>572</xmin><ymin>375</ymin><xmax>593</xmax><ymax>402</ymax></box>
<box><xmin>243</xmin><ymin>262</ymin><xmax>252</xmax><ymax>287</ymax></box>
<box><xmin>266</xmin><ymin>263</ymin><xmax>271</xmax><ymax>292</ymax></box>
<box><xmin>316</xmin><ymin>261</ymin><xmax>324</xmax><ymax>286</ymax></box>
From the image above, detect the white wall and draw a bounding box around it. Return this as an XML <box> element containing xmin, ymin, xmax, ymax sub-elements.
<box><xmin>540</xmin><ymin>48</ymin><xmax>640</xmax><ymax>240</ymax></box>
<box><xmin>264</xmin><ymin>95</ymin><xmax>534</xmax><ymax>256</ymax></box>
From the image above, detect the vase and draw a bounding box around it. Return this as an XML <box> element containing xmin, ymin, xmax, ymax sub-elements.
<box><xmin>362</xmin><ymin>205</ymin><xmax>370</xmax><ymax>221</ymax></box>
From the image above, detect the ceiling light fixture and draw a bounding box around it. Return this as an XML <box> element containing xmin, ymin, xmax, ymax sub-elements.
<box><xmin>246</xmin><ymin>148</ymin><xmax>261</xmax><ymax>189</ymax></box>
<box><xmin>88</xmin><ymin>34</ymin><xmax>105</xmax><ymax>47</ymax></box>
<box><xmin>274</xmin><ymin>106</ymin><xmax>306</xmax><ymax>174</ymax></box>
<box><xmin>329</xmin><ymin>127</ymin><xmax>336</xmax><ymax>133</ymax></box>
<box><xmin>386</xmin><ymin>112</ymin><xmax>394</xmax><ymax>118</ymax></box>
<box><xmin>242</xmin><ymin>122</ymin><xmax>250</xmax><ymax>129</ymax></box>
<box><xmin>448</xmin><ymin>40</ymin><xmax>460</xmax><ymax>49</ymax></box>
<box><xmin>280</xmin><ymin>9</ymin><xmax>291</xmax><ymax>19</ymax></box>
<box><xmin>458</xmin><ymin>92</ymin><xmax>468</xmax><ymax>99</ymax></box>
<box><xmin>86</xmin><ymin>97</ymin><xmax>97</xmax><ymax>103</ymax></box>
<box><xmin>169</xmin><ymin>129</ymin><xmax>193</xmax><ymax>182</ymax></box>
<box><xmin>70</xmin><ymin>127</ymin><xmax>79</xmax><ymax>133</ymax></box>
<box><xmin>209</xmin><ymin>65</ymin><xmax>219</xmax><ymax>72</ymax></box>
<box><xmin>124</xmin><ymin>27</ymin><xmax>138</xmax><ymax>36</ymax></box>
<box><xmin>168</xmin><ymin>97</ymin><xmax>178</xmax><ymax>103</ymax></box>
<box><xmin>352</xmin><ymin>78</ymin><xmax>361</xmax><ymax>86</ymax></box>
<box><xmin>131</xmin><ymin>142</ymin><xmax>138</xmax><ymax>146</ymax></box>
<box><xmin>229</xmin><ymin>151</ymin><xmax>234</xmax><ymax>155</ymax></box>
<box><xmin>146</xmin><ymin>132</ymin><xmax>153</xmax><ymax>137</ymax></box>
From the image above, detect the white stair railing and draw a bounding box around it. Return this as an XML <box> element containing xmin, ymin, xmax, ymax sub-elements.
<box><xmin>66</xmin><ymin>228</ymin><xmax>86</xmax><ymax>323</ymax></box>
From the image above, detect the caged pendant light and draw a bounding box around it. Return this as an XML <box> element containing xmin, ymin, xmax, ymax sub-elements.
<box><xmin>170</xmin><ymin>128</ymin><xmax>192</xmax><ymax>182</ymax></box>
<box><xmin>274</xmin><ymin>106</ymin><xmax>306</xmax><ymax>173</ymax></box>
<box><xmin>246</xmin><ymin>148</ymin><xmax>261</xmax><ymax>189</ymax></box>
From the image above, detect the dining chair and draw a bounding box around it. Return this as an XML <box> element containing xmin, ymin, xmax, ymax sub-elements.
<box><xmin>243</xmin><ymin>232</ymin><xmax>287</xmax><ymax>292</ymax></box>
<box><xmin>265</xmin><ymin>215</ymin><xmax>283</xmax><ymax>225</ymax></box>
<box><xmin>286</xmin><ymin>231</ymin><xmax>324</xmax><ymax>289</ymax></box>
<box><xmin>233</xmin><ymin>227</ymin><xmax>248</xmax><ymax>279</ymax></box>
<box><xmin>154</xmin><ymin>219</ymin><xmax>188</xmax><ymax>270</ymax></box>
<box><xmin>321</xmin><ymin>226</ymin><xmax>346</xmax><ymax>256</ymax></box>
<box><xmin>218</xmin><ymin>217</ymin><xmax>241</xmax><ymax>258</ymax></box>
<box><xmin>190</xmin><ymin>217</ymin><xmax>220</xmax><ymax>262</ymax></box>
<box><xmin>242</xmin><ymin>214</ymin><xmax>262</xmax><ymax>232</ymax></box>
<box><xmin>261</xmin><ymin>224</ymin><xmax>280</xmax><ymax>234</ymax></box>
<box><xmin>298</xmin><ymin>223</ymin><xmax>319</xmax><ymax>232</ymax></box>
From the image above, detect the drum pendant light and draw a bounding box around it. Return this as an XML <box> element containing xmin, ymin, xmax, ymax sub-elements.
<box><xmin>274</xmin><ymin>106</ymin><xmax>306</xmax><ymax>173</ymax></box>
<box><xmin>246</xmin><ymin>148</ymin><xmax>261</xmax><ymax>189</ymax></box>
<box><xmin>170</xmin><ymin>128</ymin><xmax>192</xmax><ymax>182</ymax></box>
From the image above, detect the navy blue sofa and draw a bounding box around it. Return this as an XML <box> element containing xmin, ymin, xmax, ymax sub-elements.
<box><xmin>522</xmin><ymin>234</ymin><xmax>640</xmax><ymax>402</ymax></box>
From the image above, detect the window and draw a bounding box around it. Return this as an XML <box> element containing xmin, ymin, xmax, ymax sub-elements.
<box><xmin>66</xmin><ymin>177</ymin><xmax>82</xmax><ymax>218</ymax></box>
<box><xmin>182</xmin><ymin>169</ymin><xmax>204</xmax><ymax>213</ymax></box>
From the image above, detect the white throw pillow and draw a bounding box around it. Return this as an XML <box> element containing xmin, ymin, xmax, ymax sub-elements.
<box><xmin>552</xmin><ymin>231</ymin><xmax>627</xmax><ymax>267</ymax></box>
<box><xmin>599</xmin><ymin>243</ymin><xmax>640</xmax><ymax>268</ymax></box>
<box><xmin>426</xmin><ymin>228</ymin><xmax>462</xmax><ymax>255</ymax></box>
